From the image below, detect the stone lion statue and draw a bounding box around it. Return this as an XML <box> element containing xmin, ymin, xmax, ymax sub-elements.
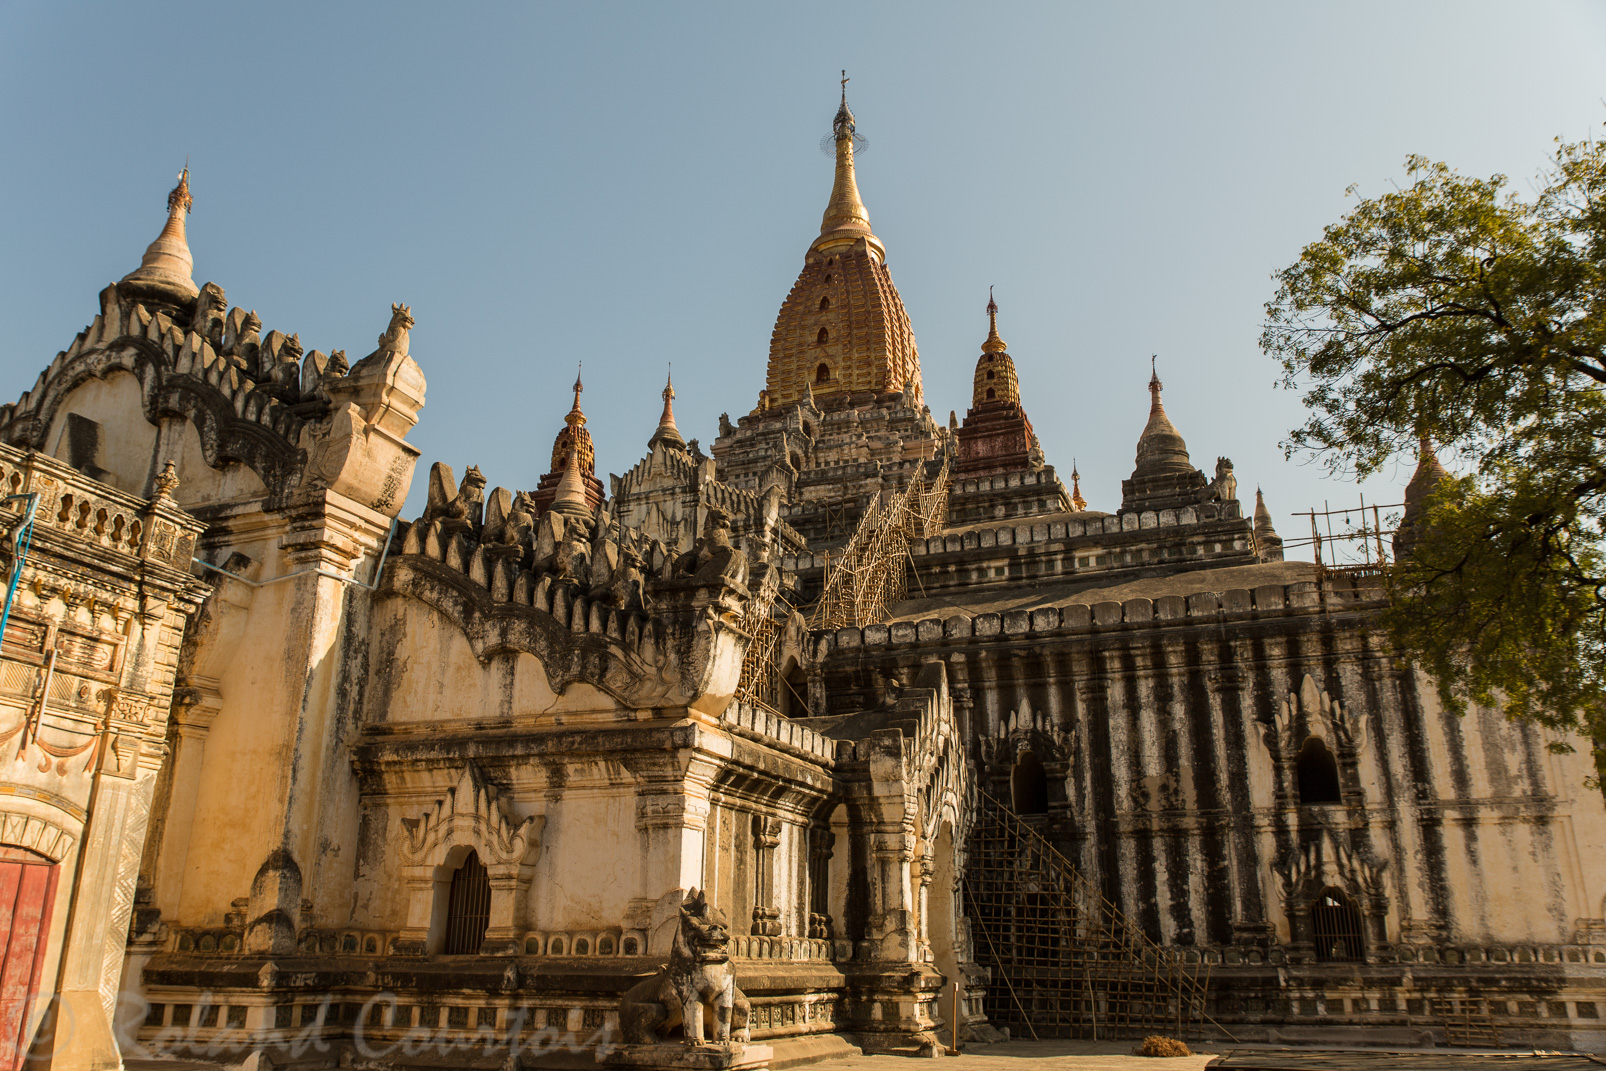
<box><xmin>618</xmin><ymin>888</ymin><xmax>750</xmax><ymax>1045</ymax></box>
<box><xmin>1209</xmin><ymin>456</ymin><xmax>1237</xmax><ymax>503</ymax></box>
<box><xmin>674</xmin><ymin>507</ymin><xmax>745</xmax><ymax>586</ymax></box>
<box><xmin>378</xmin><ymin>302</ymin><xmax>414</xmax><ymax>357</ymax></box>
<box><xmin>191</xmin><ymin>282</ymin><xmax>227</xmax><ymax>345</ymax></box>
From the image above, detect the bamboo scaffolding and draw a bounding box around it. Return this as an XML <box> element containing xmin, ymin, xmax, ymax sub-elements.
<box><xmin>811</xmin><ymin>457</ymin><xmax>950</xmax><ymax>630</ymax></box>
<box><xmin>964</xmin><ymin>790</ymin><xmax>1212</xmax><ymax>1041</ymax></box>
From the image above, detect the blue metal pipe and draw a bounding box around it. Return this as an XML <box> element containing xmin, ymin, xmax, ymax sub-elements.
<box><xmin>0</xmin><ymin>493</ymin><xmax>40</xmax><ymax>646</ymax></box>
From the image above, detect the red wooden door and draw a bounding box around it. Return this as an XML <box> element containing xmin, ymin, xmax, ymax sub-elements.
<box><xmin>0</xmin><ymin>847</ymin><xmax>58</xmax><ymax>1071</ymax></box>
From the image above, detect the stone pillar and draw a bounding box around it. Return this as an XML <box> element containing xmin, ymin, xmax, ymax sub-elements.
<box><xmin>147</xmin><ymin>695</ymin><xmax>219</xmax><ymax>920</ymax></box>
<box><xmin>855</xmin><ymin>730</ymin><xmax>917</xmax><ymax>963</ymax></box>
<box><xmin>915</xmin><ymin>842</ymin><xmax>935</xmax><ymax>962</ymax></box>
<box><xmin>807</xmin><ymin>827</ymin><xmax>834</xmax><ymax>939</ymax></box>
<box><xmin>634</xmin><ymin>752</ymin><xmax>720</xmax><ymax>924</ymax></box>
<box><xmin>243</xmin><ymin>496</ymin><xmax>391</xmax><ymax>954</ymax></box>
<box><xmin>750</xmin><ymin>816</ymin><xmax>783</xmax><ymax>936</ymax></box>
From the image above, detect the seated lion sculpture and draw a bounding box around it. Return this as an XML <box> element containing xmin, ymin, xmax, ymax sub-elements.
<box><xmin>619</xmin><ymin>889</ymin><xmax>751</xmax><ymax>1046</ymax></box>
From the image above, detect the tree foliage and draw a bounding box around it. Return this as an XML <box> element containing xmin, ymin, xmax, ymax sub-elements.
<box><xmin>1263</xmin><ymin>137</ymin><xmax>1606</xmax><ymax>759</ymax></box>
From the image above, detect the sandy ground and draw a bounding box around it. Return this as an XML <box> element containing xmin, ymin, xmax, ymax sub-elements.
<box><xmin>808</xmin><ymin>1039</ymin><xmax>1217</xmax><ymax>1071</ymax></box>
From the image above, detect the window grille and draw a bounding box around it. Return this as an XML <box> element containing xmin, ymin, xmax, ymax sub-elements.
<box><xmin>1311</xmin><ymin>888</ymin><xmax>1364</xmax><ymax>962</ymax></box>
<box><xmin>443</xmin><ymin>851</ymin><xmax>490</xmax><ymax>955</ymax></box>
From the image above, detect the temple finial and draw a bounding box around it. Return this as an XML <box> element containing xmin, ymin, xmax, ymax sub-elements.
<box><xmin>566</xmin><ymin>363</ymin><xmax>587</xmax><ymax>428</ymax></box>
<box><xmin>121</xmin><ymin>164</ymin><xmax>199</xmax><ymax>305</ymax></box>
<box><xmin>982</xmin><ymin>286</ymin><xmax>1006</xmax><ymax>353</ymax></box>
<box><xmin>1148</xmin><ymin>355</ymin><xmax>1164</xmax><ymax>412</ymax></box>
<box><xmin>648</xmin><ymin>363</ymin><xmax>687</xmax><ymax>452</ymax></box>
<box><xmin>1071</xmin><ymin>458</ymin><xmax>1087</xmax><ymax>512</ymax></box>
<box><xmin>816</xmin><ymin>72</ymin><xmax>879</xmax><ymax>257</ymax></box>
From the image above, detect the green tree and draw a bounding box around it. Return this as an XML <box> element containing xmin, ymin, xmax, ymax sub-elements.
<box><xmin>1263</xmin><ymin>136</ymin><xmax>1606</xmax><ymax>764</ymax></box>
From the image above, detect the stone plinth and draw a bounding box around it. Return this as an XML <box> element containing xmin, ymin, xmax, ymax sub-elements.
<box><xmin>600</xmin><ymin>1042</ymin><xmax>773</xmax><ymax>1071</ymax></box>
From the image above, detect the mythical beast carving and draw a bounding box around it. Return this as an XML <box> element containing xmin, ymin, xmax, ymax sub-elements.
<box><xmin>619</xmin><ymin>889</ymin><xmax>750</xmax><ymax>1045</ymax></box>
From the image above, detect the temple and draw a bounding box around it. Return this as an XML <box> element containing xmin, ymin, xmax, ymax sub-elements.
<box><xmin>2</xmin><ymin>88</ymin><xmax>1605</xmax><ymax>1071</ymax></box>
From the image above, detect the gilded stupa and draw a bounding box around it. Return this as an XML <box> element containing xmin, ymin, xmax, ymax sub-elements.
<box><xmin>954</xmin><ymin>290</ymin><xmax>1049</xmax><ymax>481</ymax></box>
<box><xmin>762</xmin><ymin>76</ymin><xmax>921</xmax><ymax>408</ymax></box>
<box><xmin>531</xmin><ymin>365</ymin><xmax>606</xmax><ymax>516</ymax></box>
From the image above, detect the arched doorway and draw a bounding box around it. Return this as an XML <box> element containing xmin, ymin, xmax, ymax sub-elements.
<box><xmin>1296</xmin><ymin>737</ymin><xmax>1342</xmax><ymax>804</ymax></box>
<box><xmin>779</xmin><ymin>660</ymin><xmax>809</xmax><ymax>718</ymax></box>
<box><xmin>1011</xmin><ymin>752</ymin><xmax>1049</xmax><ymax>814</ymax></box>
<box><xmin>0</xmin><ymin>846</ymin><xmax>59</xmax><ymax>1071</ymax></box>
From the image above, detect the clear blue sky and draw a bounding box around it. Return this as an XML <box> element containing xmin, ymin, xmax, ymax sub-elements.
<box><xmin>3</xmin><ymin>2</ymin><xmax>1603</xmax><ymax>559</ymax></box>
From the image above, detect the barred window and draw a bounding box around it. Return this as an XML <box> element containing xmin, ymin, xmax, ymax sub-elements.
<box><xmin>1311</xmin><ymin>887</ymin><xmax>1364</xmax><ymax>962</ymax></box>
<box><xmin>443</xmin><ymin>851</ymin><xmax>490</xmax><ymax>955</ymax></box>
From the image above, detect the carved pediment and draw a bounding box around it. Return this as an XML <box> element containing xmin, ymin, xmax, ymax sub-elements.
<box><xmin>399</xmin><ymin>762</ymin><xmax>542</xmax><ymax>869</ymax></box>
<box><xmin>1274</xmin><ymin>831</ymin><xmax>1388</xmax><ymax>904</ymax></box>
<box><xmin>1266</xmin><ymin>673</ymin><xmax>1368</xmax><ymax>754</ymax></box>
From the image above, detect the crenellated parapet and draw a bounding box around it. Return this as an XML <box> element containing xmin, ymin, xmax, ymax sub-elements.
<box><xmin>382</xmin><ymin>462</ymin><xmax>767</xmax><ymax>715</ymax></box>
<box><xmin>0</xmin><ymin>283</ymin><xmax>424</xmax><ymax>516</ymax></box>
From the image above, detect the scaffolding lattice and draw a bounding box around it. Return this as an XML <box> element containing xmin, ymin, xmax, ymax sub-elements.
<box><xmin>965</xmin><ymin>790</ymin><xmax>1212</xmax><ymax>1041</ymax></box>
<box><xmin>811</xmin><ymin>456</ymin><xmax>949</xmax><ymax>630</ymax></box>
<box><xmin>1281</xmin><ymin>495</ymin><xmax>1404</xmax><ymax>582</ymax></box>
<box><xmin>733</xmin><ymin>567</ymin><xmax>787</xmax><ymax>711</ymax></box>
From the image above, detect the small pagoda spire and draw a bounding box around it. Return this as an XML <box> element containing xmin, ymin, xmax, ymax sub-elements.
<box><xmin>1133</xmin><ymin>355</ymin><xmax>1193</xmax><ymax>477</ymax></box>
<box><xmin>1071</xmin><ymin>459</ymin><xmax>1087</xmax><ymax>512</ymax></box>
<box><xmin>815</xmin><ymin>71</ymin><xmax>881</xmax><ymax>257</ymax></box>
<box><xmin>550</xmin><ymin>439</ymin><xmax>593</xmax><ymax>521</ymax></box>
<box><xmin>648</xmin><ymin>365</ymin><xmax>687</xmax><ymax>452</ymax></box>
<box><xmin>1394</xmin><ymin>434</ymin><xmax>1452</xmax><ymax>560</ymax></box>
<box><xmin>121</xmin><ymin>166</ymin><xmax>199</xmax><ymax>305</ymax></box>
<box><xmin>1253</xmin><ymin>486</ymin><xmax>1278</xmax><ymax>537</ymax></box>
<box><xmin>1254</xmin><ymin>486</ymin><xmax>1285</xmax><ymax>561</ymax></box>
<box><xmin>982</xmin><ymin>286</ymin><xmax>1007</xmax><ymax>354</ymax></box>
<box><xmin>1404</xmin><ymin>434</ymin><xmax>1450</xmax><ymax>508</ymax></box>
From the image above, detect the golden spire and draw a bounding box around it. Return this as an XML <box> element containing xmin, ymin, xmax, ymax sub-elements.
<box><xmin>121</xmin><ymin>166</ymin><xmax>199</xmax><ymax>304</ymax></box>
<box><xmin>648</xmin><ymin>364</ymin><xmax>687</xmax><ymax>451</ymax></box>
<box><xmin>814</xmin><ymin>72</ymin><xmax>883</xmax><ymax>258</ymax></box>
<box><xmin>982</xmin><ymin>286</ymin><xmax>1007</xmax><ymax>354</ymax></box>
<box><xmin>1071</xmin><ymin>458</ymin><xmax>1087</xmax><ymax>511</ymax></box>
<box><xmin>566</xmin><ymin>363</ymin><xmax>587</xmax><ymax>428</ymax></box>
